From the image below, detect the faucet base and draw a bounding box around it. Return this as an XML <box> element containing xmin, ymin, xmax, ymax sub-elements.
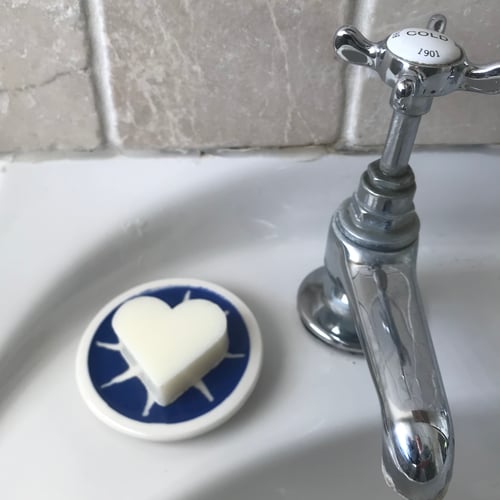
<box><xmin>297</xmin><ymin>266</ymin><xmax>363</xmax><ymax>354</ymax></box>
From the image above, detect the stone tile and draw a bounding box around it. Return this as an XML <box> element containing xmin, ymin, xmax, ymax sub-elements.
<box><xmin>344</xmin><ymin>1</ymin><xmax>500</xmax><ymax>147</ymax></box>
<box><xmin>103</xmin><ymin>0</ymin><xmax>352</xmax><ymax>149</ymax></box>
<box><xmin>0</xmin><ymin>72</ymin><xmax>101</xmax><ymax>152</ymax></box>
<box><xmin>0</xmin><ymin>1</ymin><xmax>100</xmax><ymax>152</ymax></box>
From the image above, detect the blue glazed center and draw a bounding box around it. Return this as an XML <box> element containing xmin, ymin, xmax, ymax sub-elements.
<box><xmin>87</xmin><ymin>286</ymin><xmax>250</xmax><ymax>424</ymax></box>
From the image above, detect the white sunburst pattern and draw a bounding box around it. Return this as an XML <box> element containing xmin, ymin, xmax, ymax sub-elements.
<box><xmin>96</xmin><ymin>290</ymin><xmax>245</xmax><ymax>417</ymax></box>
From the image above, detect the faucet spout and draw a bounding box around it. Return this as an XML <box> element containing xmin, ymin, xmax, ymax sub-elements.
<box><xmin>297</xmin><ymin>159</ymin><xmax>455</xmax><ymax>498</ymax></box>
<box><xmin>326</xmin><ymin>222</ymin><xmax>454</xmax><ymax>500</ymax></box>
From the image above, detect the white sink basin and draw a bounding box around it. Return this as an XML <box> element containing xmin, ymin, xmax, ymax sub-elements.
<box><xmin>1</xmin><ymin>149</ymin><xmax>499</xmax><ymax>499</ymax></box>
<box><xmin>190</xmin><ymin>409</ymin><xmax>500</xmax><ymax>500</ymax></box>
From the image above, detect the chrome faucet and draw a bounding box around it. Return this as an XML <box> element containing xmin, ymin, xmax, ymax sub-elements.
<box><xmin>297</xmin><ymin>14</ymin><xmax>500</xmax><ymax>500</ymax></box>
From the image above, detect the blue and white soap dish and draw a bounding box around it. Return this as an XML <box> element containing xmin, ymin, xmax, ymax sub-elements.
<box><xmin>76</xmin><ymin>278</ymin><xmax>262</xmax><ymax>441</ymax></box>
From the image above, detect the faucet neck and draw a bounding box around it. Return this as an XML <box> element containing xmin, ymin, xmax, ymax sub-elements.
<box><xmin>380</xmin><ymin>82</ymin><xmax>433</xmax><ymax>177</ymax></box>
<box><xmin>337</xmin><ymin>78</ymin><xmax>431</xmax><ymax>251</ymax></box>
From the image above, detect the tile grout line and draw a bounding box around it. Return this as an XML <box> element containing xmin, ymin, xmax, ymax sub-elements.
<box><xmin>83</xmin><ymin>0</ymin><xmax>121</xmax><ymax>149</ymax></box>
<box><xmin>340</xmin><ymin>0</ymin><xmax>378</xmax><ymax>148</ymax></box>
<box><xmin>330</xmin><ymin>0</ymin><xmax>357</xmax><ymax>150</ymax></box>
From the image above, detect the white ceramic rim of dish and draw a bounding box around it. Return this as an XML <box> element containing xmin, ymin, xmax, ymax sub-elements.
<box><xmin>75</xmin><ymin>278</ymin><xmax>263</xmax><ymax>441</ymax></box>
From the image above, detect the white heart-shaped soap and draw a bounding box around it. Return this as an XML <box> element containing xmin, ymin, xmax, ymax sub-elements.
<box><xmin>112</xmin><ymin>296</ymin><xmax>228</xmax><ymax>406</ymax></box>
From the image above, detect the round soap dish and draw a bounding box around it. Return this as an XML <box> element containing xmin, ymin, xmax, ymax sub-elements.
<box><xmin>76</xmin><ymin>279</ymin><xmax>262</xmax><ymax>441</ymax></box>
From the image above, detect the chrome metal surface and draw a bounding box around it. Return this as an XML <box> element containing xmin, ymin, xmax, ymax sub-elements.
<box><xmin>334</xmin><ymin>12</ymin><xmax>500</xmax><ymax>171</ymax></box>
<box><xmin>337</xmin><ymin>161</ymin><xmax>419</xmax><ymax>251</ymax></box>
<box><xmin>334</xmin><ymin>17</ymin><xmax>500</xmax><ymax>99</ymax></box>
<box><xmin>426</xmin><ymin>14</ymin><xmax>447</xmax><ymax>33</ymax></box>
<box><xmin>380</xmin><ymin>112</ymin><xmax>421</xmax><ymax>176</ymax></box>
<box><xmin>298</xmin><ymin>13</ymin><xmax>500</xmax><ymax>500</ymax></box>
<box><xmin>324</xmin><ymin>225</ymin><xmax>454</xmax><ymax>500</ymax></box>
<box><xmin>297</xmin><ymin>267</ymin><xmax>362</xmax><ymax>354</ymax></box>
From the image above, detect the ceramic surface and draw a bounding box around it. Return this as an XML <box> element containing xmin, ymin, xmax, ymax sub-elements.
<box><xmin>1</xmin><ymin>149</ymin><xmax>499</xmax><ymax>499</ymax></box>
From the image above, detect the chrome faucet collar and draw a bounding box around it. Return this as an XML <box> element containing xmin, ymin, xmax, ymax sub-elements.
<box><xmin>337</xmin><ymin>160</ymin><xmax>419</xmax><ymax>252</ymax></box>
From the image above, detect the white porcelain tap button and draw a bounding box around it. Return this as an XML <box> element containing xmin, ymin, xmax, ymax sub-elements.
<box><xmin>112</xmin><ymin>296</ymin><xmax>228</xmax><ymax>406</ymax></box>
<box><xmin>387</xmin><ymin>28</ymin><xmax>461</xmax><ymax>65</ymax></box>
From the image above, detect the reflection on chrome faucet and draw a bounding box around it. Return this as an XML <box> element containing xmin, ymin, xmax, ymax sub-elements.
<box><xmin>362</xmin><ymin>266</ymin><xmax>411</xmax><ymax>369</ymax></box>
<box><xmin>295</xmin><ymin>11</ymin><xmax>500</xmax><ymax>500</ymax></box>
<box><xmin>298</xmin><ymin>12</ymin><xmax>500</xmax><ymax>496</ymax></box>
<box><xmin>299</xmin><ymin>197</ymin><xmax>454</xmax><ymax>499</ymax></box>
<box><xmin>328</xmin><ymin>229</ymin><xmax>453</xmax><ymax>500</ymax></box>
<box><xmin>299</xmin><ymin>11</ymin><xmax>500</xmax><ymax>499</ymax></box>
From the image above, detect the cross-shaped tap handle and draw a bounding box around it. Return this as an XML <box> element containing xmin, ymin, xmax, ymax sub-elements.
<box><xmin>333</xmin><ymin>14</ymin><xmax>500</xmax><ymax>175</ymax></box>
<box><xmin>334</xmin><ymin>14</ymin><xmax>500</xmax><ymax>104</ymax></box>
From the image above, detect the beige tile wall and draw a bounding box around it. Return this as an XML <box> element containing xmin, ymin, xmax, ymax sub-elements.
<box><xmin>103</xmin><ymin>0</ymin><xmax>352</xmax><ymax>149</ymax></box>
<box><xmin>0</xmin><ymin>1</ymin><xmax>100</xmax><ymax>153</ymax></box>
<box><xmin>0</xmin><ymin>0</ymin><xmax>498</xmax><ymax>153</ymax></box>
